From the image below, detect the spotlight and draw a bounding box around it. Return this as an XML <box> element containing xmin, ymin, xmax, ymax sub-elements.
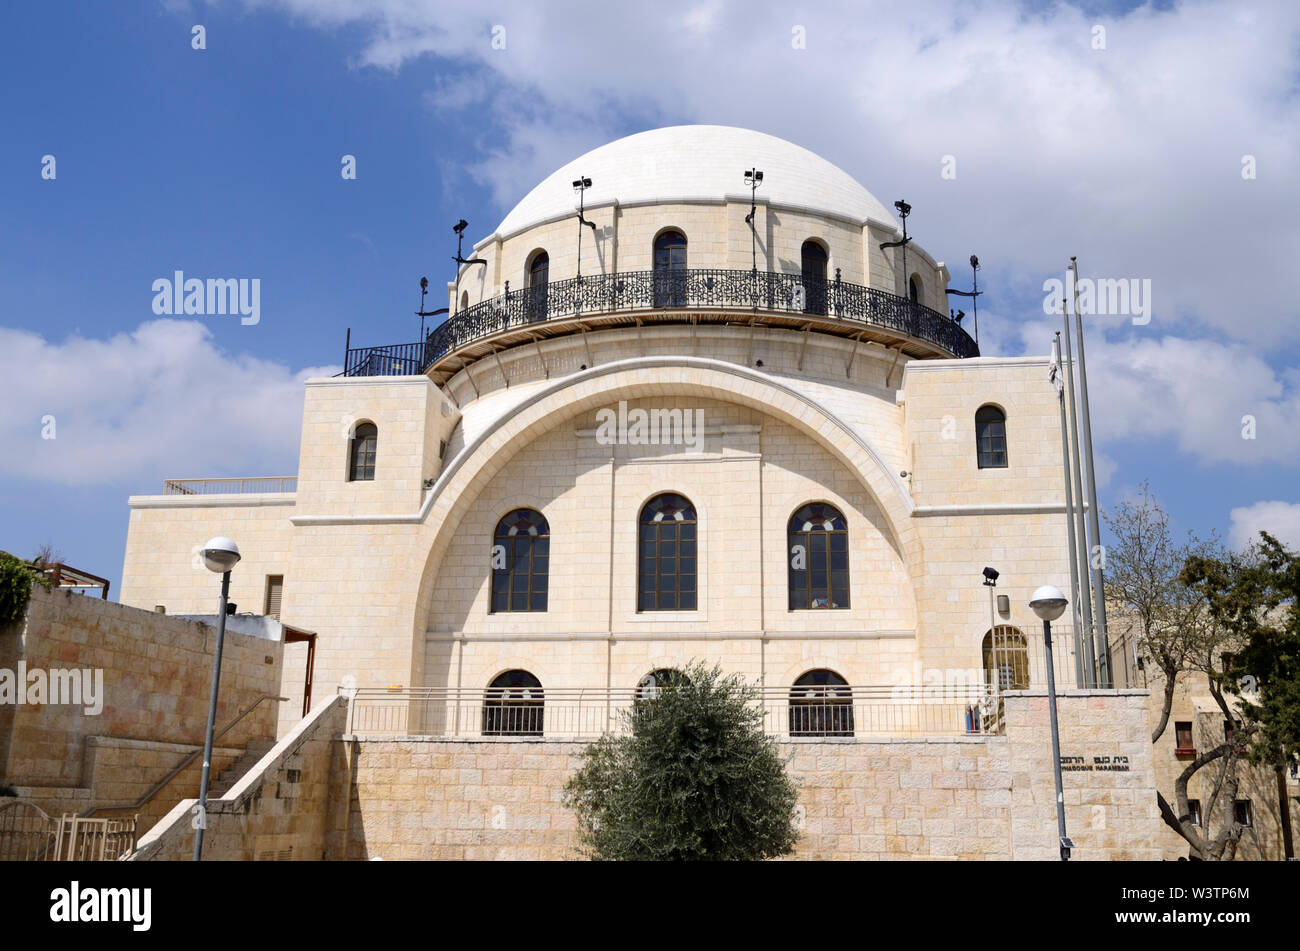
<box><xmin>453</xmin><ymin>219</ymin><xmax>468</xmax><ymax>235</ymax></box>
<box><xmin>970</xmin><ymin>254</ymin><xmax>980</xmax><ymax>270</ymax></box>
<box><xmin>572</xmin><ymin>177</ymin><xmax>592</xmax><ymax>190</ymax></box>
<box><xmin>982</xmin><ymin>566</ymin><xmax>999</xmax><ymax>585</ymax></box>
<box><xmin>894</xmin><ymin>199</ymin><xmax>912</xmax><ymax>218</ymax></box>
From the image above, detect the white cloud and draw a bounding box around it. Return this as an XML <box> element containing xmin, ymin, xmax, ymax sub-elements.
<box><xmin>242</xmin><ymin>0</ymin><xmax>1300</xmax><ymax>342</ymax></box>
<box><xmin>1229</xmin><ymin>500</ymin><xmax>1300</xmax><ymax>551</ymax></box>
<box><xmin>1015</xmin><ymin>318</ymin><xmax>1300</xmax><ymax>467</ymax></box>
<box><xmin>0</xmin><ymin>320</ymin><xmax>337</xmax><ymax>487</ymax></box>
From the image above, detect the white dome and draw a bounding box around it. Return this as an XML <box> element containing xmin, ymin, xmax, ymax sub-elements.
<box><xmin>493</xmin><ymin>125</ymin><xmax>898</xmax><ymax>238</ymax></box>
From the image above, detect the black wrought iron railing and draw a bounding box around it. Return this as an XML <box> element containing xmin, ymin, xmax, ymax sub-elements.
<box><xmin>343</xmin><ymin>267</ymin><xmax>978</xmax><ymax>377</ymax></box>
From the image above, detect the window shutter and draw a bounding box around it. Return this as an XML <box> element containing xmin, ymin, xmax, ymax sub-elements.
<box><xmin>265</xmin><ymin>575</ymin><xmax>284</xmax><ymax>619</ymax></box>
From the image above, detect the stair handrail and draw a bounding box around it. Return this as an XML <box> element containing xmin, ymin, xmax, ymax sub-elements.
<box><xmin>79</xmin><ymin>693</ymin><xmax>288</xmax><ymax>818</ymax></box>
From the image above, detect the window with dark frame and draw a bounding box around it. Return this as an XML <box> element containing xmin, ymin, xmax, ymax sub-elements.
<box><xmin>482</xmin><ymin>669</ymin><xmax>544</xmax><ymax>736</ymax></box>
<box><xmin>653</xmin><ymin>231</ymin><xmax>688</xmax><ymax>307</ymax></box>
<box><xmin>788</xmin><ymin>503</ymin><xmax>849</xmax><ymax>610</ymax></box>
<box><xmin>527</xmin><ymin>250</ymin><xmax>549</xmax><ymax>322</ymax></box>
<box><xmin>637</xmin><ymin>493</ymin><xmax>697</xmax><ymax>611</ymax></box>
<box><xmin>636</xmin><ymin>668</ymin><xmax>690</xmax><ymax>700</ymax></box>
<box><xmin>789</xmin><ymin>669</ymin><xmax>854</xmax><ymax>737</ymax></box>
<box><xmin>490</xmin><ymin>508</ymin><xmax>549</xmax><ymax>613</ymax></box>
<box><xmin>1174</xmin><ymin>721</ymin><xmax>1194</xmax><ymax>754</ymax></box>
<box><xmin>349</xmin><ymin>422</ymin><xmax>377</xmax><ymax>481</ymax></box>
<box><xmin>800</xmin><ymin>240</ymin><xmax>828</xmax><ymax>315</ymax></box>
<box><xmin>975</xmin><ymin>405</ymin><xmax>1008</xmax><ymax>469</ymax></box>
<box><xmin>1188</xmin><ymin>799</ymin><xmax>1202</xmax><ymax>826</ymax></box>
<box><xmin>1233</xmin><ymin>799</ymin><xmax>1252</xmax><ymax>827</ymax></box>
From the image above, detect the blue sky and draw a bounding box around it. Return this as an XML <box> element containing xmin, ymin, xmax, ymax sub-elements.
<box><xmin>1</xmin><ymin>0</ymin><xmax>1297</xmax><ymax>596</ymax></box>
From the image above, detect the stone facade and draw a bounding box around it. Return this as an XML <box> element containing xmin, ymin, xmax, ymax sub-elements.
<box><xmin>0</xmin><ymin>585</ymin><xmax>282</xmax><ymax>822</ymax></box>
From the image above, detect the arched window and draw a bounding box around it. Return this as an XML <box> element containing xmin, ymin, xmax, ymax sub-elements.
<box><xmin>636</xmin><ymin>668</ymin><xmax>690</xmax><ymax>700</ymax></box>
<box><xmin>491</xmin><ymin>509</ymin><xmax>549</xmax><ymax>612</ymax></box>
<box><xmin>975</xmin><ymin>405</ymin><xmax>1008</xmax><ymax>469</ymax></box>
<box><xmin>482</xmin><ymin>669</ymin><xmax>544</xmax><ymax>735</ymax></box>
<box><xmin>638</xmin><ymin>493</ymin><xmax>697</xmax><ymax>611</ymax></box>
<box><xmin>349</xmin><ymin>422</ymin><xmax>377</xmax><ymax>482</ymax></box>
<box><xmin>983</xmin><ymin>627</ymin><xmax>1030</xmax><ymax>691</ymax></box>
<box><xmin>801</xmin><ymin>240</ymin><xmax>828</xmax><ymax>315</ymax></box>
<box><xmin>460</xmin><ymin>291</ymin><xmax>469</xmax><ymax>313</ymax></box>
<box><xmin>653</xmin><ymin>230</ymin><xmax>688</xmax><ymax>307</ymax></box>
<box><xmin>527</xmin><ymin>250</ymin><xmax>549</xmax><ymax>322</ymax></box>
<box><xmin>788</xmin><ymin>503</ymin><xmax>849</xmax><ymax>609</ymax></box>
<box><xmin>908</xmin><ymin>275</ymin><xmax>921</xmax><ymax>303</ymax></box>
<box><xmin>789</xmin><ymin>669</ymin><xmax>854</xmax><ymax>737</ymax></box>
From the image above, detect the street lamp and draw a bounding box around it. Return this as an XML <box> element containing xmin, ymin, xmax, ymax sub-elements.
<box><xmin>1030</xmin><ymin>583</ymin><xmax>1075</xmax><ymax>861</ymax></box>
<box><xmin>194</xmin><ymin>536</ymin><xmax>240</xmax><ymax>861</ymax></box>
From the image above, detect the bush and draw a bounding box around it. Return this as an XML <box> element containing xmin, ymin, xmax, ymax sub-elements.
<box><xmin>563</xmin><ymin>661</ymin><xmax>800</xmax><ymax>860</ymax></box>
<box><xmin>0</xmin><ymin>551</ymin><xmax>46</xmax><ymax>628</ymax></box>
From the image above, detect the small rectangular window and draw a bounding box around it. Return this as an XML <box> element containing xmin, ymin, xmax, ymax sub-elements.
<box><xmin>1224</xmin><ymin>718</ymin><xmax>1236</xmax><ymax>745</ymax></box>
<box><xmin>1174</xmin><ymin>721</ymin><xmax>1194</xmax><ymax>754</ymax></box>
<box><xmin>1187</xmin><ymin>799</ymin><xmax>1202</xmax><ymax>826</ymax></box>
<box><xmin>265</xmin><ymin>575</ymin><xmax>284</xmax><ymax>620</ymax></box>
<box><xmin>1233</xmin><ymin>799</ymin><xmax>1252</xmax><ymax>827</ymax></box>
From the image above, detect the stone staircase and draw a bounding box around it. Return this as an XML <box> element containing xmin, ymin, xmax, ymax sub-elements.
<box><xmin>208</xmin><ymin>739</ymin><xmax>276</xmax><ymax>798</ymax></box>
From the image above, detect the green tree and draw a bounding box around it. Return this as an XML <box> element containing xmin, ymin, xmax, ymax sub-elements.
<box><xmin>1181</xmin><ymin>530</ymin><xmax>1300</xmax><ymax>859</ymax></box>
<box><xmin>1104</xmin><ymin>485</ymin><xmax>1253</xmax><ymax>859</ymax></box>
<box><xmin>563</xmin><ymin>661</ymin><xmax>800</xmax><ymax>860</ymax></box>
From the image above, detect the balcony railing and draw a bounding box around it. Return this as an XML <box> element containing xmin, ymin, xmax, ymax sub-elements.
<box><xmin>162</xmin><ymin>477</ymin><xmax>297</xmax><ymax>495</ymax></box>
<box><xmin>343</xmin><ymin>267</ymin><xmax>979</xmax><ymax>377</ymax></box>
<box><xmin>346</xmin><ymin>683</ymin><xmax>1002</xmax><ymax>740</ymax></box>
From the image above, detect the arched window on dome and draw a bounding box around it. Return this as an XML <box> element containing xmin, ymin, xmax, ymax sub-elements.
<box><xmin>801</xmin><ymin>240</ymin><xmax>828</xmax><ymax>316</ymax></box>
<box><xmin>491</xmin><ymin>508</ymin><xmax>549</xmax><ymax>612</ymax></box>
<box><xmin>975</xmin><ymin>405</ymin><xmax>1008</xmax><ymax>469</ymax></box>
<box><xmin>348</xmin><ymin>422</ymin><xmax>377</xmax><ymax>482</ymax></box>
<box><xmin>788</xmin><ymin>503</ymin><xmax>849</xmax><ymax>610</ymax></box>
<box><xmin>789</xmin><ymin>669</ymin><xmax>854</xmax><ymax>737</ymax></box>
<box><xmin>653</xmin><ymin>230</ymin><xmax>688</xmax><ymax>308</ymax></box>
<box><xmin>526</xmin><ymin>250</ymin><xmax>549</xmax><ymax>322</ymax></box>
<box><xmin>638</xmin><ymin>493</ymin><xmax>697</xmax><ymax>611</ymax></box>
<box><xmin>983</xmin><ymin>627</ymin><xmax>1030</xmax><ymax>691</ymax></box>
<box><xmin>482</xmin><ymin>669</ymin><xmax>544</xmax><ymax>736</ymax></box>
<box><xmin>460</xmin><ymin>291</ymin><xmax>469</xmax><ymax>313</ymax></box>
<box><xmin>908</xmin><ymin>274</ymin><xmax>922</xmax><ymax>304</ymax></box>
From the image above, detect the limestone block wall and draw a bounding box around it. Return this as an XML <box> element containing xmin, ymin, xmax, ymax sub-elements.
<box><xmin>120</xmin><ymin>493</ymin><xmax>295</xmax><ymax>623</ymax></box>
<box><xmin>131</xmin><ymin>695</ymin><xmax>348</xmax><ymax>861</ymax></box>
<box><xmin>1004</xmin><ymin>690</ymin><xmax>1162</xmax><ymax>861</ymax></box>
<box><xmin>0</xmin><ymin>585</ymin><xmax>282</xmax><ymax>814</ymax></box>
<box><xmin>450</xmin><ymin>196</ymin><xmax>945</xmax><ymax>308</ymax></box>
<box><xmin>338</xmin><ymin>690</ymin><xmax>1159</xmax><ymax>861</ymax></box>
<box><xmin>295</xmin><ymin>376</ymin><xmax>449</xmax><ymax>517</ymax></box>
<box><xmin>901</xmin><ymin>357</ymin><xmax>1065</xmax><ymax>508</ymax></box>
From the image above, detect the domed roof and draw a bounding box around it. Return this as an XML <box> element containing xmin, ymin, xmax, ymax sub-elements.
<box><xmin>493</xmin><ymin>125</ymin><xmax>897</xmax><ymax>238</ymax></box>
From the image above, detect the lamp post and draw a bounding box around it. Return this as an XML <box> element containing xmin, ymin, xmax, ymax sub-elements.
<box><xmin>194</xmin><ymin>536</ymin><xmax>241</xmax><ymax>861</ymax></box>
<box><xmin>743</xmin><ymin>168</ymin><xmax>764</xmax><ymax>274</ymax></box>
<box><xmin>1030</xmin><ymin>584</ymin><xmax>1075</xmax><ymax>861</ymax></box>
<box><xmin>981</xmin><ymin>566</ymin><xmax>999</xmax><ymax>691</ymax></box>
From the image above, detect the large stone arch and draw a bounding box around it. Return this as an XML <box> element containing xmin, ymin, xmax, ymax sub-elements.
<box><xmin>410</xmin><ymin>357</ymin><xmax>922</xmax><ymax>651</ymax></box>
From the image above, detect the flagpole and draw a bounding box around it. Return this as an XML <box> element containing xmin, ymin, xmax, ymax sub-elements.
<box><xmin>1060</xmin><ymin>292</ymin><xmax>1096</xmax><ymax>685</ymax></box>
<box><xmin>1070</xmin><ymin>256</ymin><xmax>1112</xmax><ymax>687</ymax></box>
